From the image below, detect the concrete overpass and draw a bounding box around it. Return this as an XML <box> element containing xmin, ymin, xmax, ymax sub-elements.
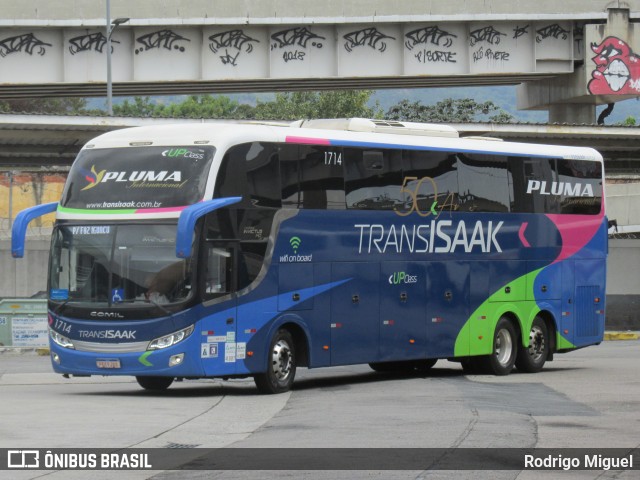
<box><xmin>2</xmin><ymin>1</ymin><xmax>640</xmax><ymax>122</ymax></box>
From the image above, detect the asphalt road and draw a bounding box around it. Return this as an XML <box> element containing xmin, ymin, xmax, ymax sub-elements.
<box><xmin>1</xmin><ymin>339</ymin><xmax>639</xmax><ymax>480</ymax></box>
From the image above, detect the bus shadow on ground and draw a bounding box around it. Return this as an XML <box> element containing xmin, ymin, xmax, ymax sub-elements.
<box><xmin>71</xmin><ymin>363</ymin><xmax>586</xmax><ymax>398</ymax></box>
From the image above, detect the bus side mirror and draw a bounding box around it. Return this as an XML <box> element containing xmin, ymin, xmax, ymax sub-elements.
<box><xmin>11</xmin><ymin>202</ymin><xmax>58</xmax><ymax>258</ymax></box>
<box><xmin>175</xmin><ymin>197</ymin><xmax>242</xmax><ymax>259</ymax></box>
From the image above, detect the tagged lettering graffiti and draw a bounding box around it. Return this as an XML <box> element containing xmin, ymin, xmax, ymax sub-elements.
<box><xmin>355</xmin><ymin>221</ymin><xmax>504</xmax><ymax>255</ymax></box>
<box><xmin>209</xmin><ymin>29</ymin><xmax>260</xmax><ymax>66</ymax></box>
<box><xmin>271</xmin><ymin>27</ymin><xmax>324</xmax><ymax>63</ymax></box>
<box><xmin>209</xmin><ymin>30</ymin><xmax>259</xmax><ymax>53</ymax></box>
<box><xmin>68</xmin><ymin>31</ymin><xmax>119</xmax><ymax>55</ymax></box>
<box><xmin>469</xmin><ymin>26</ymin><xmax>506</xmax><ymax>46</ymax></box>
<box><xmin>536</xmin><ymin>24</ymin><xmax>570</xmax><ymax>43</ymax></box>
<box><xmin>512</xmin><ymin>25</ymin><xmax>529</xmax><ymax>40</ymax></box>
<box><xmin>405</xmin><ymin>26</ymin><xmax>457</xmax><ymax>49</ymax></box>
<box><xmin>271</xmin><ymin>27</ymin><xmax>325</xmax><ymax>50</ymax></box>
<box><xmin>135</xmin><ymin>29</ymin><xmax>190</xmax><ymax>54</ymax></box>
<box><xmin>473</xmin><ymin>46</ymin><xmax>510</xmax><ymax>63</ymax></box>
<box><xmin>0</xmin><ymin>33</ymin><xmax>52</xmax><ymax>57</ymax></box>
<box><xmin>588</xmin><ymin>36</ymin><xmax>640</xmax><ymax>94</ymax></box>
<box><xmin>405</xmin><ymin>26</ymin><xmax>457</xmax><ymax>64</ymax></box>
<box><xmin>343</xmin><ymin>27</ymin><xmax>396</xmax><ymax>53</ymax></box>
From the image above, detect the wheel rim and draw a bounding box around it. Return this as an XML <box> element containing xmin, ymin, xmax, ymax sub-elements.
<box><xmin>527</xmin><ymin>325</ymin><xmax>546</xmax><ymax>361</ymax></box>
<box><xmin>495</xmin><ymin>328</ymin><xmax>513</xmax><ymax>366</ymax></box>
<box><xmin>271</xmin><ymin>339</ymin><xmax>293</xmax><ymax>381</ymax></box>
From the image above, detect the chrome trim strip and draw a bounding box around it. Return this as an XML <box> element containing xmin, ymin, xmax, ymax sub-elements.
<box><xmin>73</xmin><ymin>339</ymin><xmax>148</xmax><ymax>353</ymax></box>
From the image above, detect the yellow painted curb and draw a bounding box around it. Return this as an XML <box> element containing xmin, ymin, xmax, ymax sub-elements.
<box><xmin>36</xmin><ymin>348</ymin><xmax>51</xmax><ymax>356</ymax></box>
<box><xmin>604</xmin><ymin>332</ymin><xmax>640</xmax><ymax>341</ymax></box>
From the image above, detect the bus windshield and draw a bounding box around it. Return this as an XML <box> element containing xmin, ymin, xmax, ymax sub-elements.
<box><xmin>60</xmin><ymin>146</ymin><xmax>215</xmax><ymax>211</ymax></box>
<box><xmin>49</xmin><ymin>224</ymin><xmax>193</xmax><ymax>307</ymax></box>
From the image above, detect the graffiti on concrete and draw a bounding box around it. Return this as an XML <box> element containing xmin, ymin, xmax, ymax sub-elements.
<box><xmin>512</xmin><ymin>25</ymin><xmax>529</xmax><ymax>40</ymax></box>
<box><xmin>588</xmin><ymin>36</ymin><xmax>640</xmax><ymax>94</ymax></box>
<box><xmin>536</xmin><ymin>24</ymin><xmax>570</xmax><ymax>43</ymax></box>
<box><xmin>343</xmin><ymin>27</ymin><xmax>396</xmax><ymax>53</ymax></box>
<box><xmin>208</xmin><ymin>29</ymin><xmax>260</xmax><ymax>66</ymax></box>
<box><xmin>69</xmin><ymin>31</ymin><xmax>119</xmax><ymax>55</ymax></box>
<box><xmin>404</xmin><ymin>26</ymin><xmax>457</xmax><ymax>63</ymax></box>
<box><xmin>271</xmin><ymin>27</ymin><xmax>325</xmax><ymax>63</ymax></box>
<box><xmin>469</xmin><ymin>25</ymin><xmax>510</xmax><ymax>64</ymax></box>
<box><xmin>469</xmin><ymin>26</ymin><xmax>506</xmax><ymax>46</ymax></box>
<box><xmin>0</xmin><ymin>33</ymin><xmax>52</xmax><ymax>57</ymax></box>
<box><xmin>271</xmin><ymin>27</ymin><xmax>324</xmax><ymax>50</ymax></box>
<box><xmin>135</xmin><ymin>29</ymin><xmax>190</xmax><ymax>55</ymax></box>
<box><xmin>405</xmin><ymin>26</ymin><xmax>457</xmax><ymax>49</ymax></box>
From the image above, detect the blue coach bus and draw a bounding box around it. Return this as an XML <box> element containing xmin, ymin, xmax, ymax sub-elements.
<box><xmin>12</xmin><ymin>118</ymin><xmax>607</xmax><ymax>393</ymax></box>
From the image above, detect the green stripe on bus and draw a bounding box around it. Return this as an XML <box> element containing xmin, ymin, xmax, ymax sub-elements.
<box><xmin>57</xmin><ymin>206</ymin><xmax>137</xmax><ymax>215</ymax></box>
<box><xmin>454</xmin><ymin>268</ymin><xmax>576</xmax><ymax>356</ymax></box>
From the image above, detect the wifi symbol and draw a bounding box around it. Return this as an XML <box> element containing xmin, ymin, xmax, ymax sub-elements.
<box><xmin>289</xmin><ymin>236</ymin><xmax>302</xmax><ymax>253</ymax></box>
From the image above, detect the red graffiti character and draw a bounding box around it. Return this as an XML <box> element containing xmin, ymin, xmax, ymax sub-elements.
<box><xmin>588</xmin><ymin>36</ymin><xmax>640</xmax><ymax>95</ymax></box>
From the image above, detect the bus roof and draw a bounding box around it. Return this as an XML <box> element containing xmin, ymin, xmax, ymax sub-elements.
<box><xmin>83</xmin><ymin>119</ymin><xmax>603</xmax><ymax>162</ymax></box>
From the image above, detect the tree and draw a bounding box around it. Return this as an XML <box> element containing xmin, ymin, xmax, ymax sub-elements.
<box><xmin>112</xmin><ymin>96</ymin><xmax>158</xmax><ymax>116</ymax></box>
<box><xmin>0</xmin><ymin>97</ymin><xmax>89</xmax><ymax>114</ymax></box>
<box><xmin>110</xmin><ymin>91</ymin><xmax>381</xmax><ymax>120</ymax></box>
<box><xmin>386</xmin><ymin>98</ymin><xmax>513</xmax><ymax>123</ymax></box>
<box><xmin>620</xmin><ymin>115</ymin><xmax>637</xmax><ymax>126</ymax></box>
<box><xmin>251</xmin><ymin>90</ymin><xmax>382</xmax><ymax>120</ymax></box>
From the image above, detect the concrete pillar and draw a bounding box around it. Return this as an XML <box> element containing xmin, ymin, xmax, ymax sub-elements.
<box><xmin>548</xmin><ymin>104</ymin><xmax>596</xmax><ymax>124</ymax></box>
<box><xmin>518</xmin><ymin>7</ymin><xmax>636</xmax><ymax>124</ymax></box>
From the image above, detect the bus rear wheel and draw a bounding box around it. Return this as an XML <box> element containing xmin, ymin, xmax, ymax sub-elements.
<box><xmin>254</xmin><ymin>329</ymin><xmax>296</xmax><ymax>394</ymax></box>
<box><xmin>483</xmin><ymin>317</ymin><xmax>517</xmax><ymax>376</ymax></box>
<box><xmin>516</xmin><ymin>316</ymin><xmax>549</xmax><ymax>373</ymax></box>
<box><xmin>136</xmin><ymin>376</ymin><xmax>174</xmax><ymax>391</ymax></box>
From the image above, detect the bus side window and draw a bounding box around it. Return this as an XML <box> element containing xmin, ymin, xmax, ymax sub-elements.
<box><xmin>510</xmin><ymin>158</ymin><xmax>559</xmax><ymax>214</ymax></box>
<box><xmin>280</xmin><ymin>144</ymin><xmax>345</xmax><ymax>209</ymax></box>
<box><xmin>457</xmin><ymin>153</ymin><xmax>510</xmax><ymax>213</ymax></box>
<box><xmin>216</xmin><ymin>142</ymin><xmax>281</xmax><ymax>208</ymax></box>
<box><xmin>555</xmin><ymin>159</ymin><xmax>602</xmax><ymax>215</ymax></box>
<box><xmin>204</xmin><ymin>245</ymin><xmax>233</xmax><ymax>298</ymax></box>
<box><xmin>402</xmin><ymin>149</ymin><xmax>459</xmax><ymax>214</ymax></box>
<box><xmin>345</xmin><ymin>148</ymin><xmax>403</xmax><ymax>210</ymax></box>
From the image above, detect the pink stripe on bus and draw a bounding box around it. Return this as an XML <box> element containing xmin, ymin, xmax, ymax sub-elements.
<box><xmin>285</xmin><ymin>136</ymin><xmax>331</xmax><ymax>145</ymax></box>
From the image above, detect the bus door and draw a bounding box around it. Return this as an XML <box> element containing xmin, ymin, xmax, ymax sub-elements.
<box><xmin>330</xmin><ymin>262</ymin><xmax>380</xmax><ymax>365</ymax></box>
<box><xmin>572</xmin><ymin>259</ymin><xmax>606</xmax><ymax>346</ymax></box>
<box><xmin>379</xmin><ymin>262</ymin><xmax>427</xmax><ymax>361</ymax></box>
<box><xmin>425</xmin><ymin>261</ymin><xmax>470</xmax><ymax>358</ymax></box>
<box><xmin>200</xmin><ymin>241</ymin><xmax>238</xmax><ymax>376</ymax></box>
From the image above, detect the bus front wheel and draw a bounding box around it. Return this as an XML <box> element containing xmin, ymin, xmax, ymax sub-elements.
<box><xmin>136</xmin><ymin>376</ymin><xmax>174</xmax><ymax>391</ymax></box>
<box><xmin>516</xmin><ymin>316</ymin><xmax>549</xmax><ymax>373</ymax></box>
<box><xmin>483</xmin><ymin>317</ymin><xmax>518</xmax><ymax>376</ymax></box>
<box><xmin>254</xmin><ymin>329</ymin><xmax>296</xmax><ymax>394</ymax></box>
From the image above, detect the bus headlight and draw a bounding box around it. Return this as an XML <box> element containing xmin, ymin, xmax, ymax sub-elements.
<box><xmin>147</xmin><ymin>325</ymin><xmax>194</xmax><ymax>350</ymax></box>
<box><xmin>49</xmin><ymin>328</ymin><xmax>75</xmax><ymax>349</ymax></box>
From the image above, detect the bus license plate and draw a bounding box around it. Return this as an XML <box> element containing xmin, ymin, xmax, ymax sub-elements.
<box><xmin>96</xmin><ymin>359</ymin><xmax>121</xmax><ymax>369</ymax></box>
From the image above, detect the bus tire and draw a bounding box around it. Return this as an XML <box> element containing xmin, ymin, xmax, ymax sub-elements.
<box><xmin>136</xmin><ymin>376</ymin><xmax>174</xmax><ymax>391</ymax></box>
<box><xmin>254</xmin><ymin>329</ymin><xmax>296</xmax><ymax>394</ymax></box>
<box><xmin>483</xmin><ymin>316</ymin><xmax>517</xmax><ymax>376</ymax></box>
<box><xmin>516</xmin><ymin>316</ymin><xmax>549</xmax><ymax>373</ymax></box>
<box><xmin>460</xmin><ymin>357</ymin><xmax>482</xmax><ymax>374</ymax></box>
